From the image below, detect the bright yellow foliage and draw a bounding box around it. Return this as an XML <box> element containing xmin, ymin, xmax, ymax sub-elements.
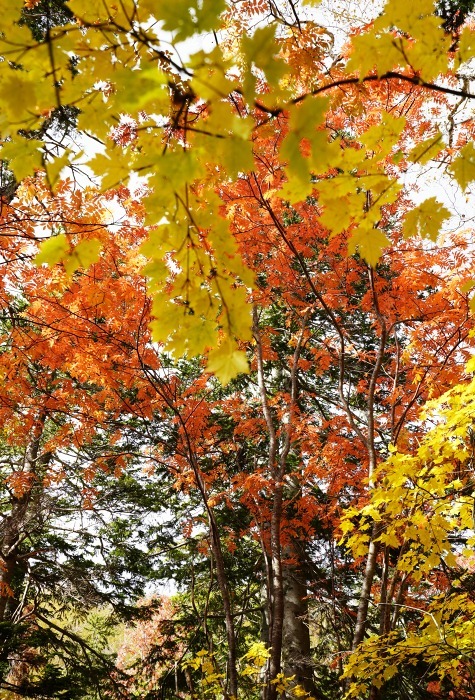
<box><xmin>341</xmin><ymin>370</ymin><xmax>475</xmax><ymax>696</ymax></box>
<box><xmin>0</xmin><ymin>0</ymin><xmax>471</xmax><ymax>382</ymax></box>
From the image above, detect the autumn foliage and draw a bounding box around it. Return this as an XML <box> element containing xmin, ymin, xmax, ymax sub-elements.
<box><xmin>1</xmin><ymin>1</ymin><xmax>475</xmax><ymax>699</ymax></box>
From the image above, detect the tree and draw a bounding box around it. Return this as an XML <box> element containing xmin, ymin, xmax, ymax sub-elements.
<box><xmin>0</xmin><ymin>0</ymin><xmax>474</xmax><ymax>377</ymax></box>
<box><xmin>1</xmin><ymin>1</ymin><xmax>475</xmax><ymax>699</ymax></box>
<box><xmin>0</xmin><ymin>180</ymin><xmax>187</xmax><ymax>698</ymax></box>
<box><xmin>341</xmin><ymin>369</ymin><xmax>475</xmax><ymax>698</ymax></box>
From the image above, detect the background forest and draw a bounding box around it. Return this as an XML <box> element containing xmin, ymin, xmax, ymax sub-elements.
<box><xmin>2</xmin><ymin>0</ymin><xmax>475</xmax><ymax>699</ymax></box>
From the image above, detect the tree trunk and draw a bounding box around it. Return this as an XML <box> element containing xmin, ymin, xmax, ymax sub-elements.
<box><xmin>207</xmin><ymin>509</ymin><xmax>239</xmax><ymax>699</ymax></box>
<box><xmin>352</xmin><ymin>528</ymin><xmax>379</xmax><ymax>650</ymax></box>
<box><xmin>267</xmin><ymin>481</ymin><xmax>284</xmax><ymax>700</ymax></box>
<box><xmin>0</xmin><ymin>484</ymin><xmax>36</xmax><ymax>622</ymax></box>
<box><xmin>282</xmin><ymin>558</ymin><xmax>320</xmax><ymax>698</ymax></box>
<box><xmin>0</xmin><ymin>552</ymin><xmax>17</xmax><ymax>621</ymax></box>
<box><xmin>0</xmin><ymin>412</ymin><xmax>47</xmax><ymax>700</ymax></box>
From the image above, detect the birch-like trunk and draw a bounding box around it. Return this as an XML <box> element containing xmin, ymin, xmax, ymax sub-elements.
<box><xmin>282</xmin><ymin>558</ymin><xmax>320</xmax><ymax>698</ymax></box>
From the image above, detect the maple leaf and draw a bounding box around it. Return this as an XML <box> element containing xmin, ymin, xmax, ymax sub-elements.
<box><xmin>403</xmin><ymin>198</ymin><xmax>450</xmax><ymax>241</ymax></box>
<box><xmin>34</xmin><ymin>234</ymin><xmax>69</xmax><ymax>267</ymax></box>
<box><xmin>206</xmin><ymin>340</ymin><xmax>249</xmax><ymax>384</ymax></box>
<box><xmin>348</xmin><ymin>225</ymin><xmax>391</xmax><ymax>267</ymax></box>
<box><xmin>448</xmin><ymin>142</ymin><xmax>475</xmax><ymax>192</ymax></box>
<box><xmin>1</xmin><ymin>138</ymin><xmax>44</xmax><ymax>181</ymax></box>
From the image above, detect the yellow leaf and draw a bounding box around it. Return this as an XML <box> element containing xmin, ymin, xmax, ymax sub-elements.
<box><xmin>403</xmin><ymin>198</ymin><xmax>450</xmax><ymax>241</ymax></box>
<box><xmin>0</xmin><ymin>73</ymin><xmax>40</xmax><ymax>122</ymax></box>
<box><xmin>207</xmin><ymin>135</ymin><xmax>254</xmax><ymax>179</ymax></box>
<box><xmin>466</xmin><ymin>355</ymin><xmax>475</xmax><ymax>373</ymax></box>
<box><xmin>34</xmin><ymin>234</ymin><xmax>69</xmax><ymax>267</ymax></box>
<box><xmin>137</xmin><ymin>149</ymin><xmax>202</xmax><ymax>214</ymax></box>
<box><xmin>153</xmin><ymin>0</ymin><xmax>226</xmax><ymax>42</ymax></box>
<box><xmin>378</xmin><ymin>531</ymin><xmax>401</xmax><ymax>548</ymax></box>
<box><xmin>186</xmin><ymin>319</ymin><xmax>219</xmax><ymax>357</ymax></box>
<box><xmin>240</xmin><ymin>666</ymin><xmax>258</xmax><ymax>676</ymax></box>
<box><xmin>458</xmin><ymin>26</ymin><xmax>475</xmax><ymax>66</ymax></box>
<box><xmin>1</xmin><ymin>138</ymin><xmax>44</xmax><ymax>182</ymax></box>
<box><xmin>190</xmin><ymin>47</ymin><xmax>236</xmax><ymax>101</ymax></box>
<box><xmin>360</xmin><ymin>113</ymin><xmax>406</xmax><ymax>158</ymax></box>
<box><xmin>46</xmin><ymin>149</ymin><xmax>75</xmax><ymax>187</ymax></box>
<box><xmin>215</xmin><ymin>283</ymin><xmax>252</xmax><ymax>340</ymax></box>
<box><xmin>347</xmin><ymin>0</ymin><xmax>450</xmax><ymax>80</ymax></box>
<box><xmin>63</xmin><ymin>238</ymin><xmax>102</xmax><ymax>276</ymax></box>
<box><xmin>444</xmin><ymin>552</ymin><xmax>457</xmax><ymax>568</ymax></box>
<box><xmin>448</xmin><ymin>142</ymin><xmax>475</xmax><ymax>192</ymax></box>
<box><xmin>69</xmin><ymin>0</ymin><xmax>136</xmax><ymax>23</ymax></box>
<box><xmin>141</xmin><ymin>259</ymin><xmax>169</xmax><ymax>292</ymax></box>
<box><xmin>241</xmin><ymin>25</ymin><xmax>287</xmax><ymax>100</ymax></box>
<box><xmin>88</xmin><ymin>150</ymin><xmax>132</xmax><ymax>189</ymax></box>
<box><xmin>109</xmin><ymin>63</ymin><xmax>168</xmax><ymax>110</ymax></box>
<box><xmin>347</xmin><ymin>33</ymin><xmax>404</xmax><ymax>77</ymax></box>
<box><xmin>347</xmin><ymin>225</ymin><xmax>390</xmax><ymax>267</ymax></box>
<box><xmin>407</xmin><ymin>132</ymin><xmax>444</xmax><ymax>165</ymax></box>
<box><xmin>280</xmin><ymin>97</ymin><xmax>331</xmax><ymax>202</ymax></box>
<box><xmin>382</xmin><ymin>664</ymin><xmax>398</xmax><ymax>681</ymax></box>
<box><xmin>408</xmin><ymin>25</ymin><xmax>450</xmax><ymax>81</ymax></box>
<box><xmin>206</xmin><ymin>340</ymin><xmax>249</xmax><ymax>384</ymax></box>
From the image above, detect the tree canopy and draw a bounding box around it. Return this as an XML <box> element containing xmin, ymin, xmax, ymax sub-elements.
<box><xmin>1</xmin><ymin>0</ymin><xmax>475</xmax><ymax>378</ymax></box>
<box><xmin>1</xmin><ymin>1</ymin><xmax>475</xmax><ymax>699</ymax></box>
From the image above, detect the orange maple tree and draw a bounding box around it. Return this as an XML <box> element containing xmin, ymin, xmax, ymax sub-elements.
<box><xmin>2</xmin><ymin>1</ymin><xmax>475</xmax><ymax>698</ymax></box>
<box><xmin>1</xmin><ymin>167</ymin><xmax>474</xmax><ymax>699</ymax></box>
